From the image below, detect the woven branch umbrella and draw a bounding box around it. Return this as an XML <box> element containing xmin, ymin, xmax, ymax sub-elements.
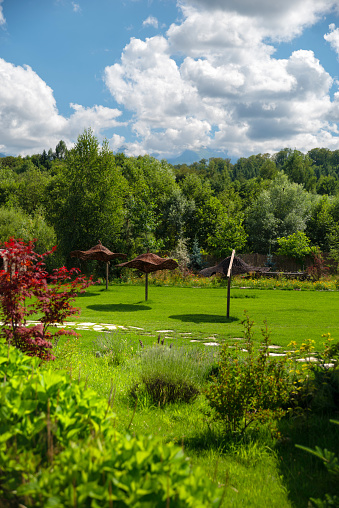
<box><xmin>117</xmin><ymin>252</ymin><xmax>178</xmax><ymax>301</ymax></box>
<box><xmin>70</xmin><ymin>241</ymin><xmax>127</xmax><ymax>290</ymax></box>
<box><xmin>200</xmin><ymin>255</ymin><xmax>269</xmax><ymax>278</ymax></box>
<box><xmin>200</xmin><ymin>254</ymin><xmax>270</xmax><ymax>317</ymax></box>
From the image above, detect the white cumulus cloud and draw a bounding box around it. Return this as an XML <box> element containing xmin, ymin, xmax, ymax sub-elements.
<box><xmin>324</xmin><ymin>24</ymin><xmax>339</xmax><ymax>58</ymax></box>
<box><xmin>103</xmin><ymin>1</ymin><xmax>339</xmax><ymax>159</ymax></box>
<box><xmin>179</xmin><ymin>0</ymin><xmax>338</xmax><ymax>40</ymax></box>
<box><xmin>0</xmin><ymin>59</ymin><xmax>123</xmax><ymax>155</ymax></box>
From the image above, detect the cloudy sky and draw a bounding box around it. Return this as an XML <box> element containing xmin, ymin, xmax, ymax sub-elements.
<box><xmin>1</xmin><ymin>0</ymin><xmax>339</xmax><ymax>159</ymax></box>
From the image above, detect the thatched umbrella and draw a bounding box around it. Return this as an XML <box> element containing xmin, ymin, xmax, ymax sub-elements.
<box><xmin>70</xmin><ymin>241</ymin><xmax>126</xmax><ymax>289</ymax></box>
<box><xmin>200</xmin><ymin>255</ymin><xmax>269</xmax><ymax>278</ymax></box>
<box><xmin>200</xmin><ymin>253</ymin><xmax>269</xmax><ymax>317</ymax></box>
<box><xmin>117</xmin><ymin>252</ymin><xmax>178</xmax><ymax>301</ymax></box>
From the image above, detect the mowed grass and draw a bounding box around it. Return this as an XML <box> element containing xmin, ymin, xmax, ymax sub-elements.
<box><xmin>73</xmin><ymin>284</ymin><xmax>339</xmax><ymax>350</ymax></box>
<box><xmin>51</xmin><ymin>283</ymin><xmax>339</xmax><ymax>508</ymax></box>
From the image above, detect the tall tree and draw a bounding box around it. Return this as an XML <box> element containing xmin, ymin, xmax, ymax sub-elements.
<box><xmin>195</xmin><ymin>196</ymin><xmax>247</xmax><ymax>258</ymax></box>
<box><xmin>47</xmin><ymin>129</ymin><xmax>127</xmax><ymax>262</ymax></box>
<box><xmin>306</xmin><ymin>196</ymin><xmax>339</xmax><ymax>252</ymax></box>
<box><xmin>245</xmin><ymin>172</ymin><xmax>313</xmax><ymax>253</ymax></box>
<box><xmin>54</xmin><ymin>140</ymin><xmax>68</xmax><ymax>160</ymax></box>
<box><xmin>280</xmin><ymin>150</ymin><xmax>316</xmax><ymax>192</ymax></box>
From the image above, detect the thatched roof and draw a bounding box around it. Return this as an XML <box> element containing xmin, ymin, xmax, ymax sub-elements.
<box><xmin>200</xmin><ymin>255</ymin><xmax>270</xmax><ymax>277</ymax></box>
<box><xmin>117</xmin><ymin>252</ymin><xmax>178</xmax><ymax>274</ymax></box>
<box><xmin>70</xmin><ymin>241</ymin><xmax>126</xmax><ymax>262</ymax></box>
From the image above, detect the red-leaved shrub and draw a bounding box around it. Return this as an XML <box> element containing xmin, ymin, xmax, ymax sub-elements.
<box><xmin>0</xmin><ymin>238</ymin><xmax>92</xmax><ymax>361</ymax></box>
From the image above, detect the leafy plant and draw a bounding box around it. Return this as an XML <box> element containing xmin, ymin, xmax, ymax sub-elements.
<box><xmin>0</xmin><ymin>238</ymin><xmax>92</xmax><ymax>360</ymax></box>
<box><xmin>296</xmin><ymin>420</ymin><xmax>339</xmax><ymax>507</ymax></box>
<box><xmin>0</xmin><ymin>341</ymin><xmax>221</xmax><ymax>507</ymax></box>
<box><xmin>286</xmin><ymin>334</ymin><xmax>339</xmax><ymax>415</ymax></box>
<box><xmin>204</xmin><ymin>312</ymin><xmax>290</xmax><ymax>435</ymax></box>
<box><xmin>276</xmin><ymin>231</ymin><xmax>313</xmax><ymax>269</ymax></box>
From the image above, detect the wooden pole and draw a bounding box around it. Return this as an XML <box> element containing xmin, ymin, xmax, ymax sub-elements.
<box><xmin>145</xmin><ymin>273</ymin><xmax>148</xmax><ymax>301</ymax></box>
<box><xmin>227</xmin><ymin>275</ymin><xmax>231</xmax><ymax>318</ymax></box>
<box><xmin>106</xmin><ymin>262</ymin><xmax>109</xmax><ymax>290</ymax></box>
<box><xmin>226</xmin><ymin>250</ymin><xmax>235</xmax><ymax>318</ymax></box>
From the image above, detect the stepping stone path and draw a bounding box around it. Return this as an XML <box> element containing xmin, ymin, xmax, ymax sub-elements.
<box><xmin>296</xmin><ymin>356</ymin><xmax>319</xmax><ymax>362</ymax></box>
<box><xmin>7</xmin><ymin>320</ymin><xmax>131</xmax><ymax>332</ymax></box>
<box><xmin>1</xmin><ymin>321</ymin><xmax>336</xmax><ymax>366</ymax></box>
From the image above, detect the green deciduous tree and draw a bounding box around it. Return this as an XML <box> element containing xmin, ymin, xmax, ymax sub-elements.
<box><xmin>245</xmin><ymin>172</ymin><xmax>313</xmax><ymax>253</ymax></box>
<box><xmin>280</xmin><ymin>149</ymin><xmax>316</xmax><ymax>192</ymax></box>
<box><xmin>0</xmin><ymin>206</ymin><xmax>56</xmax><ymax>255</ymax></box>
<box><xmin>47</xmin><ymin>129</ymin><xmax>127</xmax><ymax>263</ymax></box>
<box><xmin>306</xmin><ymin>196</ymin><xmax>339</xmax><ymax>252</ymax></box>
<box><xmin>276</xmin><ymin>231</ymin><xmax>313</xmax><ymax>269</ymax></box>
<box><xmin>316</xmin><ymin>175</ymin><xmax>338</xmax><ymax>196</ymax></box>
<box><xmin>196</xmin><ymin>196</ymin><xmax>247</xmax><ymax>258</ymax></box>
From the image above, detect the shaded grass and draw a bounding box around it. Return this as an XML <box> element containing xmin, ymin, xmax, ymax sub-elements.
<box><xmin>277</xmin><ymin>416</ymin><xmax>339</xmax><ymax>507</ymax></box>
<box><xmin>73</xmin><ymin>284</ymin><xmax>339</xmax><ymax>351</ymax></box>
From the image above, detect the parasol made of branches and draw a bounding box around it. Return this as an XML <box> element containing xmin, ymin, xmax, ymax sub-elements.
<box><xmin>117</xmin><ymin>252</ymin><xmax>178</xmax><ymax>301</ymax></box>
<box><xmin>70</xmin><ymin>241</ymin><xmax>127</xmax><ymax>290</ymax></box>
<box><xmin>200</xmin><ymin>253</ymin><xmax>270</xmax><ymax>317</ymax></box>
<box><xmin>199</xmin><ymin>255</ymin><xmax>269</xmax><ymax>278</ymax></box>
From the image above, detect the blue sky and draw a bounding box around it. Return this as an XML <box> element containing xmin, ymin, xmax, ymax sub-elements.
<box><xmin>1</xmin><ymin>0</ymin><xmax>339</xmax><ymax>159</ymax></box>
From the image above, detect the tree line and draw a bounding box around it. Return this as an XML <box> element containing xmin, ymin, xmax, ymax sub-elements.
<box><xmin>1</xmin><ymin>129</ymin><xmax>339</xmax><ymax>273</ymax></box>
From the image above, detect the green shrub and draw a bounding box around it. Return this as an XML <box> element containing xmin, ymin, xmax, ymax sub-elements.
<box><xmin>286</xmin><ymin>334</ymin><xmax>339</xmax><ymax>415</ymax></box>
<box><xmin>130</xmin><ymin>344</ymin><xmax>216</xmax><ymax>407</ymax></box>
<box><xmin>0</xmin><ymin>341</ymin><xmax>221</xmax><ymax>507</ymax></box>
<box><xmin>204</xmin><ymin>313</ymin><xmax>290</xmax><ymax>435</ymax></box>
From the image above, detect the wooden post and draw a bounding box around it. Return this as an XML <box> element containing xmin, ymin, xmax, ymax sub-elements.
<box><xmin>227</xmin><ymin>250</ymin><xmax>235</xmax><ymax>318</ymax></box>
<box><xmin>227</xmin><ymin>276</ymin><xmax>231</xmax><ymax>318</ymax></box>
<box><xmin>106</xmin><ymin>261</ymin><xmax>109</xmax><ymax>290</ymax></box>
<box><xmin>145</xmin><ymin>273</ymin><xmax>148</xmax><ymax>301</ymax></box>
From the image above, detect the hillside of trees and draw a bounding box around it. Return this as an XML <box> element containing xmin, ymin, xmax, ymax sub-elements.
<box><xmin>1</xmin><ymin>130</ymin><xmax>339</xmax><ymax>273</ymax></box>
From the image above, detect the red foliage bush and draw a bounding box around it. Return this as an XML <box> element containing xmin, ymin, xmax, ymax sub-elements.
<box><xmin>0</xmin><ymin>238</ymin><xmax>92</xmax><ymax>361</ymax></box>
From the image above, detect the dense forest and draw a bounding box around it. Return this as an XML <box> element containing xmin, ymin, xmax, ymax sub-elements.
<box><xmin>1</xmin><ymin>129</ymin><xmax>339</xmax><ymax>273</ymax></box>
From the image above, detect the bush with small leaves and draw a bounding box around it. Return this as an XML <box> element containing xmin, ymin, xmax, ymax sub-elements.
<box><xmin>204</xmin><ymin>312</ymin><xmax>291</xmax><ymax>435</ymax></box>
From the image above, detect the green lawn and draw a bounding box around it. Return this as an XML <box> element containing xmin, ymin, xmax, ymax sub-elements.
<box><xmin>73</xmin><ymin>284</ymin><xmax>339</xmax><ymax>350</ymax></box>
<box><xmin>49</xmin><ymin>283</ymin><xmax>339</xmax><ymax>507</ymax></box>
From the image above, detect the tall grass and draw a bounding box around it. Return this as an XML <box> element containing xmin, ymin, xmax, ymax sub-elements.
<box><xmin>113</xmin><ymin>269</ymin><xmax>339</xmax><ymax>291</ymax></box>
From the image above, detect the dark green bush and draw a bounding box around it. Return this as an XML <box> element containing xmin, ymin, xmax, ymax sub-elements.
<box><xmin>0</xmin><ymin>341</ymin><xmax>221</xmax><ymax>507</ymax></box>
